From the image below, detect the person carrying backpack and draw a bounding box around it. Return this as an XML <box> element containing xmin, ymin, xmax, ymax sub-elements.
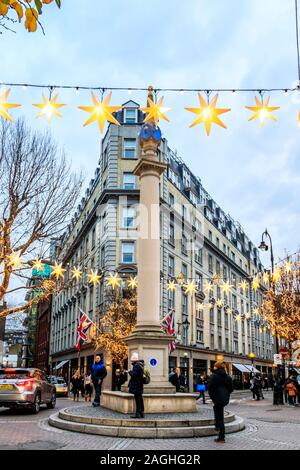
<box><xmin>128</xmin><ymin>352</ymin><xmax>145</xmax><ymax>419</ymax></box>
<box><xmin>91</xmin><ymin>353</ymin><xmax>107</xmax><ymax>407</ymax></box>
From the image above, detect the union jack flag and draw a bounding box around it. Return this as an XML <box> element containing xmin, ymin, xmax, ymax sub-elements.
<box><xmin>76</xmin><ymin>308</ymin><xmax>93</xmax><ymax>352</ymax></box>
<box><xmin>161</xmin><ymin>309</ymin><xmax>176</xmax><ymax>353</ymax></box>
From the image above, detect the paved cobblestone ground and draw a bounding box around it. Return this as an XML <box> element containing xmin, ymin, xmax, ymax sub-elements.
<box><xmin>0</xmin><ymin>392</ymin><xmax>299</xmax><ymax>450</ymax></box>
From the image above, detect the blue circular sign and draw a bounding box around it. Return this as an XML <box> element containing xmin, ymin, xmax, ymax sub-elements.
<box><xmin>149</xmin><ymin>358</ymin><xmax>158</xmax><ymax>367</ymax></box>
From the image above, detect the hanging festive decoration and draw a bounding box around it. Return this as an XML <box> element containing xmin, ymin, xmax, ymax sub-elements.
<box><xmin>185</xmin><ymin>93</ymin><xmax>231</xmax><ymax>136</ymax></box>
<box><xmin>51</xmin><ymin>262</ymin><xmax>65</xmax><ymax>279</ymax></box>
<box><xmin>245</xmin><ymin>96</ymin><xmax>280</xmax><ymax>127</ymax></box>
<box><xmin>238</xmin><ymin>280</ymin><xmax>248</xmax><ymax>291</ymax></box>
<box><xmin>216</xmin><ymin>299</ymin><xmax>224</xmax><ymax>308</ymax></box>
<box><xmin>139</xmin><ymin>96</ymin><xmax>171</xmax><ymax>125</ymax></box>
<box><xmin>32</xmin><ymin>259</ymin><xmax>44</xmax><ymax>271</ymax></box>
<box><xmin>7</xmin><ymin>251</ymin><xmax>23</xmax><ymax>268</ymax></box>
<box><xmin>263</xmin><ymin>272</ymin><xmax>270</xmax><ymax>284</ymax></box>
<box><xmin>0</xmin><ymin>89</ymin><xmax>21</xmax><ymax>122</ymax></box>
<box><xmin>272</xmin><ymin>268</ymin><xmax>281</xmax><ymax>283</ymax></box>
<box><xmin>183</xmin><ymin>281</ymin><xmax>197</xmax><ymax>295</ymax></box>
<box><xmin>221</xmin><ymin>281</ymin><xmax>233</xmax><ymax>294</ymax></box>
<box><xmin>204</xmin><ymin>281</ymin><xmax>214</xmax><ymax>294</ymax></box>
<box><xmin>71</xmin><ymin>267</ymin><xmax>82</xmax><ymax>281</ymax></box>
<box><xmin>107</xmin><ymin>272</ymin><xmax>121</xmax><ymax>289</ymax></box>
<box><xmin>127</xmin><ymin>276</ymin><xmax>138</xmax><ymax>289</ymax></box>
<box><xmin>78</xmin><ymin>91</ymin><xmax>123</xmax><ymax>133</ymax></box>
<box><xmin>167</xmin><ymin>279</ymin><xmax>177</xmax><ymax>292</ymax></box>
<box><xmin>285</xmin><ymin>261</ymin><xmax>293</xmax><ymax>273</ymax></box>
<box><xmin>252</xmin><ymin>277</ymin><xmax>260</xmax><ymax>290</ymax></box>
<box><xmin>88</xmin><ymin>270</ymin><xmax>102</xmax><ymax>285</ymax></box>
<box><xmin>33</xmin><ymin>93</ymin><xmax>66</xmax><ymax>122</ymax></box>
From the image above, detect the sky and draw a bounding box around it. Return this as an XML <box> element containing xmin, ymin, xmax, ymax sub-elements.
<box><xmin>1</xmin><ymin>0</ymin><xmax>300</xmax><ymax>270</ymax></box>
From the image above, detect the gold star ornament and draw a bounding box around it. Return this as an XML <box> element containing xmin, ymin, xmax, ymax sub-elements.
<box><xmin>71</xmin><ymin>267</ymin><xmax>82</xmax><ymax>281</ymax></box>
<box><xmin>88</xmin><ymin>270</ymin><xmax>102</xmax><ymax>285</ymax></box>
<box><xmin>185</xmin><ymin>93</ymin><xmax>231</xmax><ymax>136</ymax></box>
<box><xmin>127</xmin><ymin>276</ymin><xmax>138</xmax><ymax>289</ymax></box>
<box><xmin>139</xmin><ymin>96</ymin><xmax>171</xmax><ymax>126</ymax></box>
<box><xmin>51</xmin><ymin>262</ymin><xmax>65</xmax><ymax>279</ymax></box>
<box><xmin>167</xmin><ymin>280</ymin><xmax>177</xmax><ymax>292</ymax></box>
<box><xmin>32</xmin><ymin>259</ymin><xmax>44</xmax><ymax>271</ymax></box>
<box><xmin>245</xmin><ymin>96</ymin><xmax>280</xmax><ymax>126</ymax></box>
<box><xmin>33</xmin><ymin>93</ymin><xmax>66</xmax><ymax>122</ymax></box>
<box><xmin>78</xmin><ymin>91</ymin><xmax>123</xmax><ymax>133</ymax></box>
<box><xmin>0</xmin><ymin>88</ymin><xmax>21</xmax><ymax>122</ymax></box>
<box><xmin>184</xmin><ymin>281</ymin><xmax>197</xmax><ymax>295</ymax></box>
<box><xmin>107</xmin><ymin>273</ymin><xmax>121</xmax><ymax>289</ymax></box>
<box><xmin>7</xmin><ymin>251</ymin><xmax>24</xmax><ymax>268</ymax></box>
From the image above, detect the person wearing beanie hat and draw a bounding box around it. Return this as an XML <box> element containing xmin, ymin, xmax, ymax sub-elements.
<box><xmin>207</xmin><ymin>361</ymin><xmax>233</xmax><ymax>443</ymax></box>
<box><xmin>128</xmin><ymin>352</ymin><xmax>145</xmax><ymax>418</ymax></box>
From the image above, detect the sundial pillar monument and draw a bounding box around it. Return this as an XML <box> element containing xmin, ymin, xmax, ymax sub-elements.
<box><xmin>102</xmin><ymin>87</ymin><xmax>196</xmax><ymax>412</ymax></box>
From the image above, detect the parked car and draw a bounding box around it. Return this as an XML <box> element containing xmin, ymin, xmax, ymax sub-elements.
<box><xmin>51</xmin><ymin>377</ymin><xmax>68</xmax><ymax>397</ymax></box>
<box><xmin>0</xmin><ymin>368</ymin><xmax>56</xmax><ymax>414</ymax></box>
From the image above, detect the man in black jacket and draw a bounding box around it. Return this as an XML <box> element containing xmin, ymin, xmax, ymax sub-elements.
<box><xmin>207</xmin><ymin>361</ymin><xmax>233</xmax><ymax>443</ymax></box>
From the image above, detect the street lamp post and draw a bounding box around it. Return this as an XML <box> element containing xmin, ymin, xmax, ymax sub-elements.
<box><xmin>258</xmin><ymin>228</ymin><xmax>280</xmax><ymax>356</ymax></box>
<box><xmin>182</xmin><ymin>317</ymin><xmax>190</xmax><ymax>347</ymax></box>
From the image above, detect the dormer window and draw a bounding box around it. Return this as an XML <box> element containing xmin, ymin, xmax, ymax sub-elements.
<box><xmin>124</xmin><ymin>108</ymin><xmax>137</xmax><ymax>124</ymax></box>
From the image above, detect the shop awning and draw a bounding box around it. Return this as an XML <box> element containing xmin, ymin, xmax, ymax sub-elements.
<box><xmin>53</xmin><ymin>360</ymin><xmax>69</xmax><ymax>370</ymax></box>
<box><xmin>244</xmin><ymin>364</ymin><xmax>260</xmax><ymax>374</ymax></box>
<box><xmin>233</xmin><ymin>363</ymin><xmax>251</xmax><ymax>373</ymax></box>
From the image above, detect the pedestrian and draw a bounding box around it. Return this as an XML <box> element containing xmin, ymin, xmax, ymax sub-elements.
<box><xmin>196</xmin><ymin>374</ymin><xmax>208</xmax><ymax>404</ymax></box>
<box><xmin>128</xmin><ymin>352</ymin><xmax>144</xmax><ymax>419</ymax></box>
<box><xmin>285</xmin><ymin>375</ymin><xmax>298</xmax><ymax>407</ymax></box>
<box><xmin>273</xmin><ymin>375</ymin><xmax>284</xmax><ymax>405</ymax></box>
<box><xmin>207</xmin><ymin>361</ymin><xmax>233</xmax><ymax>443</ymax></box>
<box><xmin>91</xmin><ymin>353</ymin><xmax>107</xmax><ymax>407</ymax></box>
<box><xmin>84</xmin><ymin>372</ymin><xmax>93</xmax><ymax>401</ymax></box>
<box><xmin>251</xmin><ymin>373</ymin><xmax>262</xmax><ymax>400</ymax></box>
<box><xmin>179</xmin><ymin>371</ymin><xmax>186</xmax><ymax>392</ymax></box>
<box><xmin>71</xmin><ymin>369</ymin><xmax>82</xmax><ymax>402</ymax></box>
<box><xmin>169</xmin><ymin>367</ymin><xmax>180</xmax><ymax>392</ymax></box>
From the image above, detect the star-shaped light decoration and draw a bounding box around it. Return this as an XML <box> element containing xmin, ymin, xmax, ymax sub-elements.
<box><xmin>245</xmin><ymin>96</ymin><xmax>280</xmax><ymax>127</ymax></box>
<box><xmin>0</xmin><ymin>88</ymin><xmax>21</xmax><ymax>122</ymax></box>
<box><xmin>32</xmin><ymin>259</ymin><xmax>44</xmax><ymax>271</ymax></box>
<box><xmin>226</xmin><ymin>307</ymin><xmax>232</xmax><ymax>315</ymax></box>
<box><xmin>33</xmin><ymin>93</ymin><xmax>66</xmax><ymax>122</ymax></box>
<box><xmin>235</xmin><ymin>314</ymin><xmax>241</xmax><ymax>321</ymax></box>
<box><xmin>176</xmin><ymin>272</ymin><xmax>185</xmax><ymax>285</ymax></box>
<box><xmin>198</xmin><ymin>303</ymin><xmax>205</xmax><ymax>310</ymax></box>
<box><xmin>71</xmin><ymin>267</ymin><xmax>82</xmax><ymax>281</ymax></box>
<box><xmin>127</xmin><ymin>276</ymin><xmax>138</xmax><ymax>289</ymax></box>
<box><xmin>207</xmin><ymin>302</ymin><xmax>214</xmax><ymax>309</ymax></box>
<box><xmin>167</xmin><ymin>280</ymin><xmax>177</xmax><ymax>292</ymax></box>
<box><xmin>245</xmin><ymin>312</ymin><xmax>251</xmax><ymax>320</ymax></box>
<box><xmin>252</xmin><ymin>277</ymin><xmax>260</xmax><ymax>290</ymax></box>
<box><xmin>204</xmin><ymin>281</ymin><xmax>214</xmax><ymax>294</ymax></box>
<box><xmin>139</xmin><ymin>96</ymin><xmax>171</xmax><ymax>125</ymax></box>
<box><xmin>88</xmin><ymin>270</ymin><xmax>102</xmax><ymax>285</ymax></box>
<box><xmin>216</xmin><ymin>299</ymin><xmax>224</xmax><ymax>308</ymax></box>
<box><xmin>263</xmin><ymin>271</ymin><xmax>270</xmax><ymax>284</ymax></box>
<box><xmin>254</xmin><ymin>307</ymin><xmax>260</xmax><ymax>315</ymax></box>
<box><xmin>78</xmin><ymin>91</ymin><xmax>123</xmax><ymax>133</ymax></box>
<box><xmin>221</xmin><ymin>281</ymin><xmax>233</xmax><ymax>294</ymax></box>
<box><xmin>272</xmin><ymin>268</ymin><xmax>281</xmax><ymax>283</ymax></box>
<box><xmin>185</xmin><ymin>93</ymin><xmax>231</xmax><ymax>136</ymax></box>
<box><xmin>7</xmin><ymin>251</ymin><xmax>24</xmax><ymax>268</ymax></box>
<box><xmin>184</xmin><ymin>281</ymin><xmax>197</xmax><ymax>295</ymax></box>
<box><xmin>51</xmin><ymin>262</ymin><xmax>65</xmax><ymax>279</ymax></box>
<box><xmin>238</xmin><ymin>280</ymin><xmax>248</xmax><ymax>292</ymax></box>
<box><xmin>212</xmin><ymin>273</ymin><xmax>222</xmax><ymax>285</ymax></box>
<box><xmin>285</xmin><ymin>261</ymin><xmax>293</xmax><ymax>273</ymax></box>
<box><xmin>107</xmin><ymin>273</ymin><xmax>121</xmax><ymax>289</ymax></box>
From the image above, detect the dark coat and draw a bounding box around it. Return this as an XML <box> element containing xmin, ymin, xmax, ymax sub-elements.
<box><xmin>207</xmin><ymin>368</ymin><xmax>233</xmax><ymax>406</ymax></box>
<box><xmin>91</xmin><ymin>360</ymin><xmax>107</xmax><ymax>383</ymax></box>
<box><xmin>169</xmin><ymin>372</ymin><xmax>180</xmax><ymax>390</ymax></box>
<box><xmin>128</xmin><ymin>361</ymin><xmax>144</xmax><ymax>395</ymax></box>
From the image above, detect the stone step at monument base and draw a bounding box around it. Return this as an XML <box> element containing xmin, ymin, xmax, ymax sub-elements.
<box><xmin>48</xmin><ymin>406</ymin><xmax>245</xmax><ymax>438</ymax></box>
